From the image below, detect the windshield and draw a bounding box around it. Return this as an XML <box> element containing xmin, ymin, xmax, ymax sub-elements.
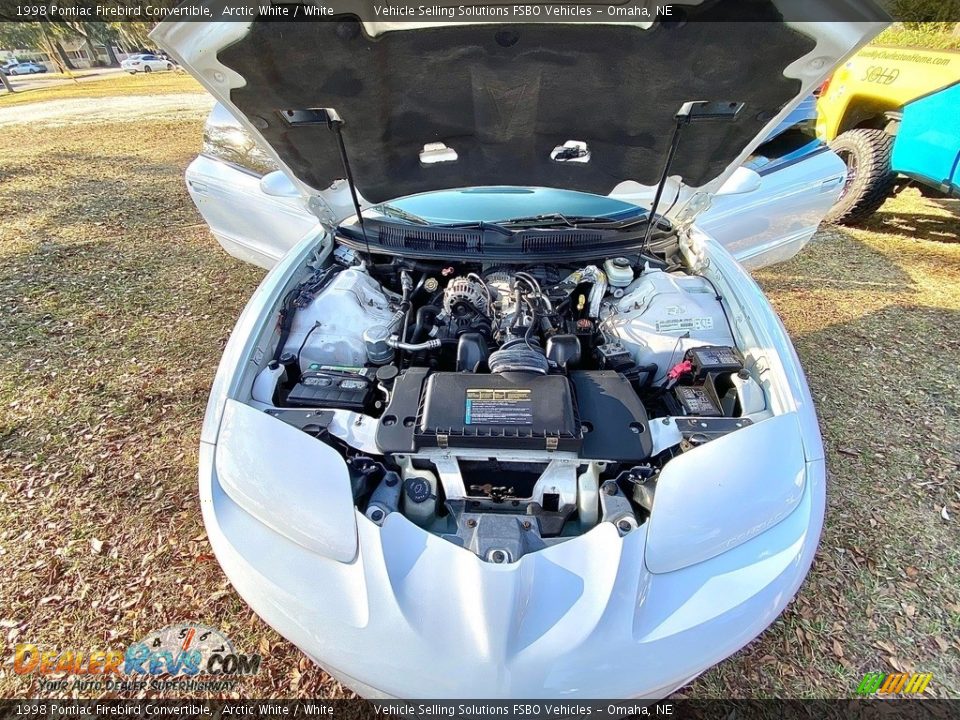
<box><xmin>370</xmin><ymin>187</ymin><xmax>645</xmax><ymax>225</ymax></box>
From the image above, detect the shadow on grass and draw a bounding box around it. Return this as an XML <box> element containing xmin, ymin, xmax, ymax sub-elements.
<box><xmin>754</xmin><ymin>225</ymin><xmax>918</xmax><ymax>295</ymax></box>
<box><xmin>868</xmin><ymin>210</ymin><xmax>960</xmax><ymax>244</ymax></box>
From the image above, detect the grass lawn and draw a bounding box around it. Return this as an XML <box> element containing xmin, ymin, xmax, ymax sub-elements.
<box><xmin>875</xmin><ymin>24</ymin><xmax>960</xmax><ymax>50</ymax></box>
<box><xmin>0</xmin><ymin>81</ymin><xmax>957</xmax><ymax>699</ymax></box>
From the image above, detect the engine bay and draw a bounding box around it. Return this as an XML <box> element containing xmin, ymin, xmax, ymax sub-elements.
<box><xmin>251</xmin><ymin>244</ymin><xmax>769</xmax><ymax>563</ymax></box>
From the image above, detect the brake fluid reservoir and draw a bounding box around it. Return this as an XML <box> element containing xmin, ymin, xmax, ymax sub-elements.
<box><xmin>604</xmin><ymin>257</ymin><xmax>635</xmax><ymax>288</ymax></box>
<box><xmin>601</xmin><ymin>268</ymin><xmax>735</xmax><ymax>373</ymax></box>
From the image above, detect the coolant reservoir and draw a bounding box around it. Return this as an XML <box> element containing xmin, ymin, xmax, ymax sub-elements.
<box><xmin>398</xmin><ymin>457</ymin><xmax>438</xmax><ymax>527</ymax></box>
<box><xmin>601</xmin><ymin>268</ymin><xmax>735</xmax><ymax>375</ymax></box>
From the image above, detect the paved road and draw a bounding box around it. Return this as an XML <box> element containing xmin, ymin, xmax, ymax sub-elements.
<box><xmin>0</xmin><ymin>91</ymin><xmax>214</xmax><ymax>128</ymax></box>
<box><xmin>3</xmin><ymin>67</ymin><xmax>127</xmax><ymax>92</ymax></box>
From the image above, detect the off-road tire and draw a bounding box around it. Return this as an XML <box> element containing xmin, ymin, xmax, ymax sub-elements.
<box><xmin>825</xmin><ymin>128</ymin><xmax>896</xmax><ymax>225</ymax></box>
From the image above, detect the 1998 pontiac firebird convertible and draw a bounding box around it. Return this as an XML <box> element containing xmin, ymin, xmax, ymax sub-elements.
<box><xmin>153</xmin><ymin>2</ymin><xmax>888</xmax><ymax>699</ymax></box>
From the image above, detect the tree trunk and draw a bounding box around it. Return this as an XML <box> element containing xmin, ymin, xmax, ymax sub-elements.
<box><xmin>83</xmin><ymin>36</ymin><xmax>100</xmax><ymax>67</ymax></box>
<box><xmin>43</xmin><ymin>38</ymin><xmax>67</xmax><ymax>73</ymax></box>
<box><xmin>39</xmin><ymin>24</ymin><xmax>68</xmax><ymax>74</ymax></box>
<box><xmin>103</xmin><ymin>42</ymin><xmax>119</xmax><ymax>67</ymax></box>
<box><xmin>0</xmin><ymin>70</ymin><xmax>14</xmax><ymax>94</ymax></box>
<box><xmin>55</xmin><ymin>42</ymin><xmax>76</xmax><ymax>70</ymax></box>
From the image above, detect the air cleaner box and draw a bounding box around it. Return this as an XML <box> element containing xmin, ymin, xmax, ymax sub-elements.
<box><xmin>376</xmin><ymin>370</ymin><xmax>655</xmax><ymax>460</ymax></box>
<box><xmin>418</xmin><ymin>373</ymin><xmax>581</xmax><ymax>451</ymax></box>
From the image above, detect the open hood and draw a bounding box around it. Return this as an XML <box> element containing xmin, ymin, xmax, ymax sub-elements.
<box><xmin>154</xmin><ymin>3</ymin><xmax>887</xmax><ymax>224</ymax></box>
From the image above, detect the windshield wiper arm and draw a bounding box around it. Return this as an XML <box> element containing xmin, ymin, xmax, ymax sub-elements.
<box><xmin>372</xmin><ymin>207</ymin><xmax>517</xmax><ymax>236</ymax></box>
<box><xmin>501</xmin><ymin>212</ymin><xmax>650</xmax><ymax>230</ymax></box>
<box><xmin>433</xmin><ymin>220</ymin><xmax>516</xmax><ymax>237</ymax></box>
<box><xmin>375</xmin><ymin>204</ymin><xmax>431</xmax><ymax>225</ymax></box>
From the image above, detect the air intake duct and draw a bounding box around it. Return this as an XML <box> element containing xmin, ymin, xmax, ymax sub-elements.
<box><xmin>488</xmin><ymin>338</ymin><xmax>549</xmax><ymax>375</ymax></box>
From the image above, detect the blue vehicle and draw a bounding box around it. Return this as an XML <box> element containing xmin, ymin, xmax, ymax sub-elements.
<box><xmin>827</xmin><ymin>80</ymin><xmax>960</xmax><ymax>224</ymax></box>
<box><xmin>892</xmin><ymin>81</ymin><xmax>960</xmax><ymax>199</ymax></box>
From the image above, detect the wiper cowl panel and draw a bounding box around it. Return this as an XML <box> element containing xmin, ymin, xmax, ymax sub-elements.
<box><xmin>337</xmin><ymin>217</ymin><xmax>675</xmax><ymax>262</ymax></box>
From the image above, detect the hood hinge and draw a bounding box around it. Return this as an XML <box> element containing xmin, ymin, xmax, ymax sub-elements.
<box><xmin>673</xmin><ymin>191</ymin><xmax>712</xmax><ymax>233</ymax></box>
<box><xmin>308</xmin><ymin>193</ymin><xmax>339</xmax><ymax>227</ymax></box>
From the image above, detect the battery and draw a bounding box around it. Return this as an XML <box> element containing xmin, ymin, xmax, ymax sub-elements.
<box><xmin>685</xmin><ymin>345</ymin><xmax>743</xmax><ymax>381</ymax></box>
<box><xmin>285</xmin><ymin>369</ymin><xmax>376</xmax><ymax>411</ymax></box>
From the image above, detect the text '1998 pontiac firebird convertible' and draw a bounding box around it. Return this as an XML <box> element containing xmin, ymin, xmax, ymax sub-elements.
<box><xmin>152</xmin><ymin>2</ymin><xmax>888</xmax><ymax>699</ymax></box>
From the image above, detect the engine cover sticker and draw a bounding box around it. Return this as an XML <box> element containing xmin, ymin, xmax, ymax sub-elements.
<box><xmin>465</xmin><ymin>389</ymin><xmax>533</xmax><ymax>425</ymax></box>
<box><xmin>656</xmin><ymin>316</ymin><xmax>715</xmax><ymax>333</ymax></box>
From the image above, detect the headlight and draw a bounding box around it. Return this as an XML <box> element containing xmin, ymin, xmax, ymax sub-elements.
<box><xmin>644</xmin><ymin>412</ymin><xmax>806</xmax><ymax>574</ymax></box>
<box><xmin>213</xmin><ymin>399</ymin><xmax>358</xmax><ymax>562</ymax></box>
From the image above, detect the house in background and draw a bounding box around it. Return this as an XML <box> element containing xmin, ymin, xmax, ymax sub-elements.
<box><xmin>1</xmin><ymin>35</ymin><xmax>142</xmax><ymax>72</ymax></box>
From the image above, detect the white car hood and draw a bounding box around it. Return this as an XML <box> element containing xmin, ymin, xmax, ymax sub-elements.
<box><xmin>154</xmin><ymin>4</ymin><xmax>886</xmax><ymax>224</ymax></box>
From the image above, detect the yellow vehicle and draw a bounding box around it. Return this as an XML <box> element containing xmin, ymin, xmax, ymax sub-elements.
<box><xmin>817</xmin><ymin>45</ymin><xmax>960</xmax><ymax>223</ymax></box>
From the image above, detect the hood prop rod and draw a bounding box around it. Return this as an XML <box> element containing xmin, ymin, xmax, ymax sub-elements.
<box><xmin>641</xmin><ymin>100</ymin><xmax>745</xmax><ymax>252</ymax></box>
<box><xmin>326</xmin><ymin>111</ymin><xmax>371</xmax><ymax>258</ymax></box>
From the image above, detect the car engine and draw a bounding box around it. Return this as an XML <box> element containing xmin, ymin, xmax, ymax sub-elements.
<box><xmin>253</xmin><ymin>249</ymin><xmax>768</xmax><ymax>562</ymax></box>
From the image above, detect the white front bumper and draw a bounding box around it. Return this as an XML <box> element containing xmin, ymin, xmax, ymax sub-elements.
<box><xmin>198</xmin><ymin>440</ymin><xmax>824</xmax><ymax>699</ymax></box>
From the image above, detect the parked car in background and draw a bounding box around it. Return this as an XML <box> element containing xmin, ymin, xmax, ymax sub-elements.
<box><xmin>121</xmin><ymin>54</ymin><xmax>175</xmax><ymax>74</ymax></box>
<box><xmin>186</xmin><ymin>96</ymin><xmax>845</xmax><ymax>271</ymax></box>
<box><xmin>817</xmin><ymin>44</ymin><xmax>960</xmax><ymax>223</ymax></box>
<box><xmin>6</xmin><ymin>62</ymin><xmax>47</xmax><ymax>75</ymax></box>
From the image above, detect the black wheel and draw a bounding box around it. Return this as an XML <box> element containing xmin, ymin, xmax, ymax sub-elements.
<box><xmin>825</xmin><ymin>128</ymin><xmax>896</xmax><ymax>225</ymax></box>
<box><xmin>144</xmin><ymin>65</ymin><xmax>152</xmax><ymax>73</ymax></box>
<box><xmin>166</xmin><ymin>63</ymin><xmax>173</xmax><ymax>71</ymax></box>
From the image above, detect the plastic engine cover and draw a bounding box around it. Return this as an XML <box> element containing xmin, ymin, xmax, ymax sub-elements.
<box><xmin>377</xmin><ymin>370</ymin><xmax>582</xmax><ymax>453</ymax></box>
<box><xmin>282</xmin><ymin>268</ymin><xmax>395</xmax><ymax>370</ymax></box>
<box><xmin>601</xmin><ymin>269</ymin><xmax>735</xmax><ymax>375</ymax></box>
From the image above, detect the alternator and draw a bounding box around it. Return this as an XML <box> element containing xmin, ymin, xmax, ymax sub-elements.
<box><xmin>443</xmin><ymin>276</ymin><xmax>489</xmax><ymax>317</ymax></box>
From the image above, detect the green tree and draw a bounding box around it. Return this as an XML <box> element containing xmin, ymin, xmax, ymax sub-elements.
<box><xmin>0</xmin><ymin>22</ymin><xmax>78</xmax><ymax>74</ymax></box>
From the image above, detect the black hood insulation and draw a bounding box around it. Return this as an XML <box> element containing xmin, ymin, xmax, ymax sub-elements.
<box><xmin>218</xmin><ymin>4</ymin><xmax>816</xmax><ymax>203</ymax></box>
